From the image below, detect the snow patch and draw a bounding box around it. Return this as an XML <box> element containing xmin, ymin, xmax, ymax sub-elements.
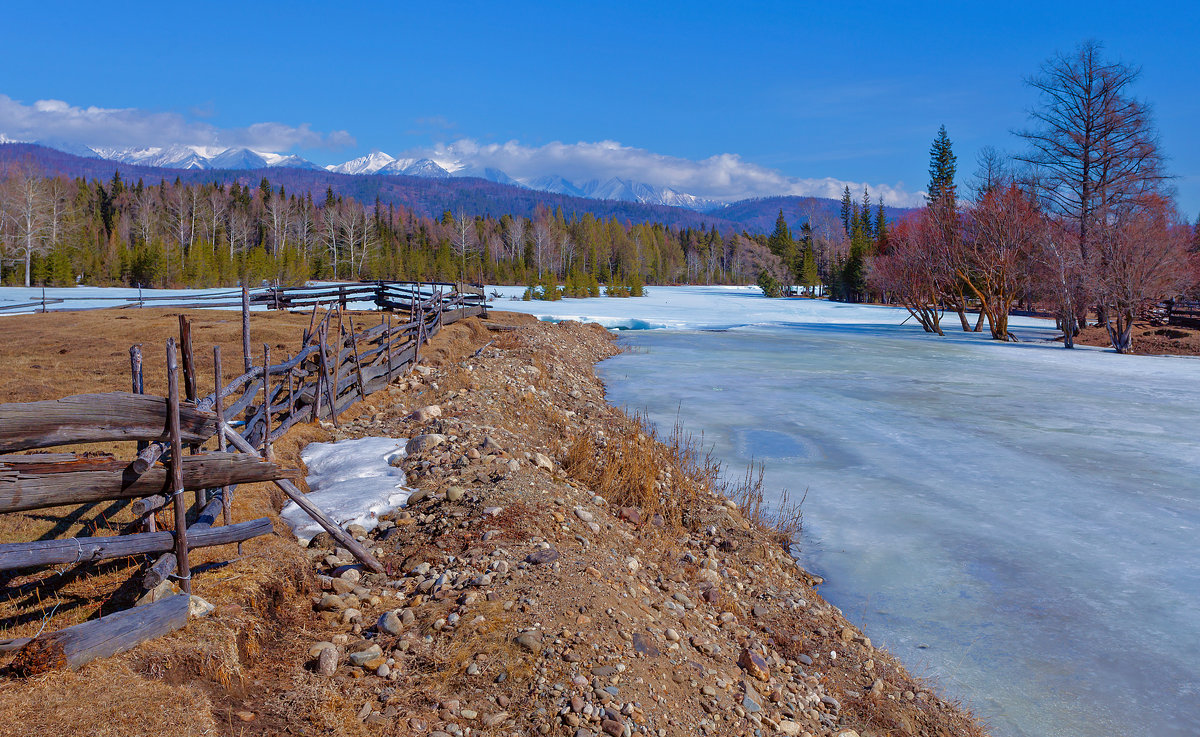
<box><xmin>281</xmin><ymin>437</ymin><xmax>412</xmax><ymax>544</ymax></box>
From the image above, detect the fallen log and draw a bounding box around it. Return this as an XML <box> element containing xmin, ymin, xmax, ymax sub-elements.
<box><xmin>0</xmin><ymin>516</ymin><xmax>273</xmax><ymax>571</ymax></box>
<box><xmin>10</xmin><ymin>593</ymin><xmax>190</xmax><ymax>675</ymax></box>
<box><xmin>0</xmin><ymin>452</ymin><xmax>297</xmax><ymax>514</ymax></box>
<box><xmin>0</xmin><ymin>393</ymin><xmax>218</xmax><ymax>453</ymax></box>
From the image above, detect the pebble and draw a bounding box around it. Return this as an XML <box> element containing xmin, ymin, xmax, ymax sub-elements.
<box><xmin>316</xmin><ymin>646</ymin><xmax>338</xmax><ymax>676</ymax></box>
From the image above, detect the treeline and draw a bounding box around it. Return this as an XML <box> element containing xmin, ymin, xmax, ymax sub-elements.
<box><xmin>869</xmin><ymin>42</ymin><xmax>1200</xmax><ymax>354</ymax></box>
<box><xmin>0</xmin><ymin>166</ymin><xmax>847</xmax><ymax>291</ymax></box>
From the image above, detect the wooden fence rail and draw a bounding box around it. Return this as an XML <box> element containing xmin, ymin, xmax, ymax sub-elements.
<box><xmin>0</xmin><ymin>281</ymin><xmax>486</xmax><ymax>673</ymax></box>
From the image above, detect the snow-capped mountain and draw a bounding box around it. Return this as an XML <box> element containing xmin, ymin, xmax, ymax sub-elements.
<box><xmin>326</xmin><ymin>151</ymin><xmax>396</xmax><ymax>175</ymax></box>
<box><xmin>8</xmin><ymin>138</ymin><xmax>727</xmax><ymax>212</ymax></box>
<box><xmin>89</xmin><ymin>144</ymin><xmax>319</xmax><ymax>171</ymax></box>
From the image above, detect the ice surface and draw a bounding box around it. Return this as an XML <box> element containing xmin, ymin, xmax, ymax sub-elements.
<box><xmin>281</xmin><ymin>437</ymin><xmax>412</xmax><ymax>544</ymax></box>
<box><xmin>518</xmin><ymin>287</ymin><xmax>1200</xmax><ymax>737</ymax></box>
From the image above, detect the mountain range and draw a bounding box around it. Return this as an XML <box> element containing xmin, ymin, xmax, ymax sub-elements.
<box><xmin>12</xmin><ymin>140</ymin><xmax>727</xmax><ymax>212</ymax></box>
<box><xmin>0</xmin><ymin>142</ymin><xmax>909</xmax><ymax>235</ymax></box>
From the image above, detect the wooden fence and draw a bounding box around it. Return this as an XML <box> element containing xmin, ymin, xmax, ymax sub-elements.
<box><xmin>0</xmin><ymin>281</ymin><xmax>486</xmax><ymax>673</ymax></box>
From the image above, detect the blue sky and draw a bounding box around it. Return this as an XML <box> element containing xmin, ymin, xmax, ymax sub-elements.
<box><xmin>1</xmin><ymin>1</ymin><xmax>1197</xmax><ymax>212</ymax></box>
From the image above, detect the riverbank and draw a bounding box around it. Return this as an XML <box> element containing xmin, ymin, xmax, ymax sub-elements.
<box><xmin>0</xmin><ymin>309</ymin><xmax>987</xmax><ymax>736</ymax></box>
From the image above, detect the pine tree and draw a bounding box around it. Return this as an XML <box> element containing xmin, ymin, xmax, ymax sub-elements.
<box><xmin>839</xmin><ymin>186</ymin><xmax>853</xmax><ymax>237</ymax></box>
<box><xmin>859</xmin><ymin>189</ymin><xmax>873</xmax><ymax>240</ymax></box>
<box><xmin>767</xmin><ymin>210</ymin><xmax>792</xmax><ymax>257</ymax></box>
<box><xmin>927</xmin><ymin>125</ymin><xmax>957</xmax><ymax>213</ymax></box>
<box><xmin>874</xmin><ymin>200</ymin><xmax>888</xmax><ymax>248</ymax></box>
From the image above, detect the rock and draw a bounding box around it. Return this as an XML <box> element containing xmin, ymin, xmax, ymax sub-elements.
<box><xmin>446</xmin><ymin>486</ymin><xmax>465</xmax><ymax>502</ymax></box>
<box><xmin>834</xmin><ymin>731</ymin><xmax>860</xmax><ymax>737</ymax></box>
<box><xmin>408</xmin><ymin>405</ymin><xmax>442</xmax><ymax>422</ymax></box>
<box><xmin>777</xmin><ymin>720</ymin><xmax>804</xmax><ymax>736</ymax></box>
<box><xmin>407</xmin><ymin>489</ymin><xmax>431</xmax><ymax>505</ymax></box>
<box><xmin>378</xmin><ymin>611</ymin><xmax>403</xmax><ymax>636</ymax></box>
<box><xmin>573</xmin><ymin>507</ymin><xmax>594</xmax><ymax>523</ymax></box>
<box><xmin>618</xmin><ymin>507</ymin><xmax>642</xmax><ymax>525</ymax></box>
<box><xmin>480</xmin><ymin>436</ymin><xmax>503</xmax><ymax>454</ymax></box>
<box><xmin>349</xmin><ymin>645</ymin><xmax>383</xmax><ymax>666</ymax></box>
<box><xmin>460</xmin><ymin>708</ymin><xmax>478</xmax><ymax>720</ymax></box>
<box><xmin>631</xmin><ymin>632</ymin><xmax>660</xmax><ymax>657</ymax></box>
<box><xmin>316</xmin><ymin>646</ymin><xmax>338</xmax><ymax>676</ymax></box>
<box><xmin>308</xmin><ymin>641</ymin><xmax>336</xmax><ymax>657</ymax></box>
<box><xmin>664</xmin><ymin>628</ymin><xmax>680</xmax><ymax>642</ymax></box>
<box><xmin>742</xmin><ymin>683</ymin><xmax>762</xmax><ymax>714</ymax></box>
<box><xmin>187</xmin><ymin>595</ymin><xmax>215</xmax><ymax>618</ymax></box>
<box><xmin>796</xmin><ymin>653</ymin><xmax>813</xmax><ymax>666</ymax></box>
<box><xmin>526</xmin><ymin>548</ymin><xmax>561</xmax><ymax>565</ymax></box>
<box><xmin>600</xmin><ymin>718</ymin><xmax>624</xmax><ymax>736</ymax></box>
<box><xmin>406</xmin><ymin>433</ymin><xmax>446</xmax><ymax>454</ymax></box>
<box><xmin>738</xmin><ymin>648</ymin><xmax>770</xmax><ymax>681</ymax></box>
<box><xmin>516</xmin><ymin>631</ymin><xmax>542</xmax><ymax>652</ymax></box>
<box><xmin>135</xmin><ymin>580</ymin><xmax>181</xmax><ymax>607</ymax></box>
<box><xmin>533</xmin><ymin>452</ymin><xmax>554</xmax><ymax>471</ymax></box>
<box><xmin>484</xmin><ymin>712</ymin><xmax>509</xmax><ymax>727</ymax></box>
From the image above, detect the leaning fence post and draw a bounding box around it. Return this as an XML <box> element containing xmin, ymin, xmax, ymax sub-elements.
<box><xmin>241</xmin><ymin>284</ymin><xmax>252</xmax><ymax>374</ymax></box>
<box><xmin>212</xmin><ymin>346</ymin><xmax>234</xmax><ymax>536</ymax></box>
<box><xmin>177</xmin><ymin>315</ymin><xmax>206</xmax><ymax>507</ymax></box>
<box><xmin>166</xmin><ymin>338</ymin><xmax>191</xmax><ymax>594</ymax></box>
<box><xmin>385</xmin><ymin>313</ymin><xmax>393</xmax><ymax>379</ymax></box>
<box><xmin>130</xmin><ymin>344</ymin><xmax>156</xmax><ymax>533</ymax></box>
<box><xmin>262</xmin><ymin>343</ymin><xmax>274</xmax><ymax>461</ymax></box>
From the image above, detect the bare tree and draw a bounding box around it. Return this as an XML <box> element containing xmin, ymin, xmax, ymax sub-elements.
<box><xmin>531</xmin><ymin>211</ymin><xmax>552</xmax><ymax>277</ymax></box>
<box><xmin>504</xmin><ymin>216</ymin><xmax>526</xmax><ymax>262</ymax></box>
<box><xmin>1093</xmin><ymin>196</ymin><xmax>1190</xmax><ymax>352</ymax></box>
<box><xmin>452</xmin><ymin>207</ymin><xmax>475</xmax><ymax>281</ymax></box>
<box><xmin>959</xmin><ymin>184</ymin><xmax>1043</xmax><ymax>341</ymax></box>
<box><xmin>1017</xmin><ymin>40</ymin><xmax>1168</xmax><ymax>334</ymax></box>
<box><xmin>1</xmin><ymin>168</ymin><xmax>52</xmax><ymax>287</ymax></box>
<box><xmin>870</xmin><ymin>211</ymin><xmax>949</xmax><ymax>335</ymax></box>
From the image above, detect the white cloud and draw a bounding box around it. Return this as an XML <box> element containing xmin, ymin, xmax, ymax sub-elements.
<box><xmin>0</xmin><ymin>94</ymin><xmax>354</xmax><ymax>151</ymax></box>
<box><xmin>407</xmin><ymin>138</ymin><xmax>924</xmax><ymax>207</ymax></box>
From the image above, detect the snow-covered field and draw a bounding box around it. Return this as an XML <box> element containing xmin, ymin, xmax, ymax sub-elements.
<box><xmin>493</xmin><ymin>286</ymin><xmax>1197</xmax><ymax>737</ymax></box>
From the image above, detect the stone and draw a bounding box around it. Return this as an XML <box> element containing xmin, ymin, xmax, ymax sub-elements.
<box><xmin>741</xmin><ymin>683</ymin><xmax>762</xmax><ymax>714</ymax></box>
<box><xmin>480</xmin><ymin>435</ymin><xmax>503</xmax><ymax>454</ymax></box>
<box><xmin>409</xmin><ymin>405</ymin><xmax>442</xmax><ymax>422</ymax></box>
<box><xmin>516</xmin><ymin>631</ymin><xmax>542</xmax><ymax>652</ymax></box>
<box><xmin>526</xmin><ymin>548</ymin><xmax>561</xmax><ymax>565</ymax></box>
<box><xmin>378</xmin><ymin>610</ymin><xmax>403</xmax><ymax>635</ymax></box>
<box><xmin>460</xmin><ymin>708</ymin><xmax>478</xmax><ymax>720</ymax></box>
<box><xmin>738</xmin><ymin>648</ymin><xmax>770</xmax><ymax>681</ymax></box>
<box><xmin>664</xmin><ymin>628</ymin><xmax>680</xmax><ymax>642</ymax></box>
<box><xmin>446</xmin><ymin>486</ymin><xmax>465</xmax><ymax>502</ymax></box>
<box><xmin>600</xmin><ymin>718</ymin><xmax>624</xmax><ymax>737</ymax></box>
<box><xmin>316</xmin><ymin>646</ymin><xmax>338</xmax><ymax>676</ymax></box>
<box><xmin>406</xmin><ymin>433</ymin><xmax>447</xmax><ymax>454</ymax></box>
<box><xmin>777</xmin><ymin>720</ymin><xmax>804</xmax><ymax>736</ymax></box>
<box><xmin>308</xmin><ymin>641</ymin><xmax>336</xmax><ymax>657</ymax></box>
<box><xmin>573</xmin><ymin>507</ymin><xmax>594</xmax><ymax>523</ymax></box>
<box><xmin>349</xmin><ymin>645</ymin><xmax>383</xmax><ymax>666</ymax></box>
<box><xmin>618</xmin><ymin>507</ymin><xmax>642</xmax><ymax>525</ymax></box>
<box><xmin>484</xmin><ymin>712</ymin><xmax>509</xmax><ymax>727</ymax></box>
<box><xmin>188</xmin><ymin>595</ymin><xmax>215</xmax><ymax>618</ymax></box>
<box><xmin>631</xmin><ymin>632</ymin><xmax>660</xmax><ymax>657</ymax></box>
<box><xmin>533</xmin><ymin>452</ymin><xmax>554</xmax><ymax>471</ymax></box>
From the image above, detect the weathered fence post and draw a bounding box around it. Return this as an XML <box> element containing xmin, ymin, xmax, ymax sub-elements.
<box><xmin>212</xmin><ymin>346</ymin><xmax>234</xmax><ymax>549</ymax></box>
<box><xmin>241</xmin><ymin>285</ymin><xmax>252</xmax><ymax>374</ymax></box>
<box><xmin>177</xmin><ymin>315</ymin><xmax>206</xmax><ymax>507</ymax></box>
<box><xmin>348</xmin><ymin>315</ymin><xmax>367</xmax><ymax>399</ymax></box>
<box><xmin>262</xmin><ymin>344</ymin><xmax>274</xmax><ymax>461</ymax></box>
<box><xmin>130</xmin><ymin>344</ymin><xmax>156</xmax><ymax>533</ymax></box>
<box><xmin>385</xmin><ymin>313</ymin><xmax>393</xmax><ymax>378</ymax></box>
<box><xmin>165</xmin><ymin>339</ymin><xmax>191</xmax><ymax>594</ymax></box>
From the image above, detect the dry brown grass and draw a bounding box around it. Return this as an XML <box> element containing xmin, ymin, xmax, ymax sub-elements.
<box><xmin>0</xmin><ymin>305</ymin><xmax>500</xmax><ymax>735</ymax></box>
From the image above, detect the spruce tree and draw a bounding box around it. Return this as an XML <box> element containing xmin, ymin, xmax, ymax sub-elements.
<box><xmin>839</xmin><ymin>186</ymin><xmax>853</xmax><ymax>237</ymax></box>
<box><xmin>927</xmin><ymin>125</ymin><xmax>957</xmax><ymax>213</ymax></box>
<box><xmin>874</xmin><ymin>200</ymin><xmax>888</xmax><ymax>248</ymax></box>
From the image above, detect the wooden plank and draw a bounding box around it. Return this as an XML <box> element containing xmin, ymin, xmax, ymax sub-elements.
<box><xmin>0</xmin><ymin>452</ymin><xmax>297</xmax><ymax>513</ymax></box>
<box><xmin>10</xmin><ymin>593</ymin><xmax>190</xmax><ymax>675</ymax></box>
<box><xmin>0</xmin><ymin>517</ymin><xmax>273</xmax><ymax>571</ymax></box>
<box><xmin>0</xmin><ymin>393</ymin><xmax>218</xmax><ymax>453</ymax></box>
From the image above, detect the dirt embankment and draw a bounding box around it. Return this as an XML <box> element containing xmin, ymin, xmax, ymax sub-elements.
<box><xmin>1072</xmin><ymin>321</ymin><xmax>1200</xmax><ymax>355</ymax></box>
<box><xmin>0</xmin><ymin>309</ymin><xmax>988</xmax><ymax>737</ymax></box>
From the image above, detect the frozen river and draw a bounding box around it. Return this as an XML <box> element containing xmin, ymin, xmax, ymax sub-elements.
<box><xmin>496</xmin><ymin>286</ymin><xmax>1200</xmax><ymax>737</ymax></box>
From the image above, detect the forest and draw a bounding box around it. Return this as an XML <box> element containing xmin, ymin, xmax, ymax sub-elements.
<box><xmin>0</xmin><ymin>158</ymin><xmax>870</xmax><ymax>294</ymax></box>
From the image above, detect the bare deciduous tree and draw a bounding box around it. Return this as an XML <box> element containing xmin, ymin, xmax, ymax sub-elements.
<box><xmin>1</xmin><ymin>167</ymin><xmax>52</xmax><ymax>287</ymax></box>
